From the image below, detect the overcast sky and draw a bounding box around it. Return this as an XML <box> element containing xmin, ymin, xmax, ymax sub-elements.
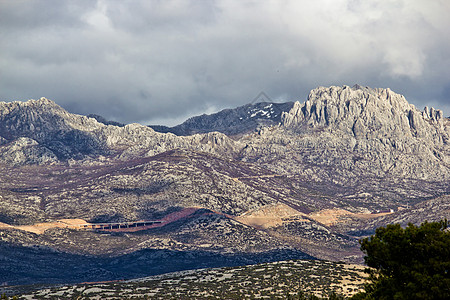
<box><xmin>1</xmin><ymin>0</ymin><xmax>449</xmax><ymax>126</ymax></box>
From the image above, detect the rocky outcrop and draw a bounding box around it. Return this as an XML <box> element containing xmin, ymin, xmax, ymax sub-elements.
<box><xmin>266</xmin><ymin>85</ymin><xmax>449</xmax><ymax>180</ymax></box>
<box><xmin>282</xmin><ymin>85</ymin><xmax>447</xmax><ymax>142</ymax></box>
<box><xmin>0</xmin><ymin>137</ymin><xmax>57</xmax><ymax>165</ymax></box>
<box><xmin>97</xmin><ymin>123</ymin><xmax>240</xmax><ymax>160</ymax></box>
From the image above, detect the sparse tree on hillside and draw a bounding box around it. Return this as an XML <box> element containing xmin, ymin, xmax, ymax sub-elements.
<box><xmin>352</xmin><ymin>220</ymin><xmax>450</xmax><ymax>300</ymax></box>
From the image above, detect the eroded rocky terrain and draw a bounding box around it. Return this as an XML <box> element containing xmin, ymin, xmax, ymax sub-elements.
<box><xmin>0</xmin><ymin>85</ymin><xmax>448</xmax><ymax>286</ymax></box>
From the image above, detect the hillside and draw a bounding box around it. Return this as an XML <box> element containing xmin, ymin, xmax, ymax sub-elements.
<box><xmin>149</xmin><ymin>101</ymin><xmax>294</xmax><ymax>136</ymax></box>
<box><xmin>3</xmin><ymin>260</ymin><xmax>367</xmax><ymax>299</ymax></box>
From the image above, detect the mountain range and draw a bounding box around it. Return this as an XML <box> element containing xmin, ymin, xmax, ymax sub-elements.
<box><xmin>0</xmin><ymin>85</ymin><xmax>448</xmax><ymax>286</ymax></box>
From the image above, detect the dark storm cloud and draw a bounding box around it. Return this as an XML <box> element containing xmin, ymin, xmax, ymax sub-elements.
<box><xmin>1</xmin><ymin>0</ymin><xmax>449</xmax><ymax>125</ymax></box>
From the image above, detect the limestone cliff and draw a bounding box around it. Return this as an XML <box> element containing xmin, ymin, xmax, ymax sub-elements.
<box><xmin>246</xmin><ymin>85</ymin><xmax>449</xmax><ymax>180</ymax></box>
<box><xmin>282</xmin><ymin>85</ymin><xmax>447</xmax><ymax>145</ymax></box>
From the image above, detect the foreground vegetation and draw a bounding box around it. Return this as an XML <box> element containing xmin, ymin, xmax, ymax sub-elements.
<box><xmin>352</xmin><ymin>220</ymin><xmax>450</xmax><ymax>300</ymax></box>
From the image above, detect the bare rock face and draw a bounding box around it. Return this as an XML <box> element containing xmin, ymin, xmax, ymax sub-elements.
<box><xmin>272</xmin><ymin>85</ymin><xmax>449</xmax><ymax>180</ymax></box>
<box><xmin>99</xmin><ymin>124</ymin><xmax>240</xmax><ymax>160</ymax></box>
<box><xmin>0</xmin><ymin>137</ymin><xmax>57</xmax><ymax>165</ymax></box>
<box><xmin>283</xmin><ymin>85</ymin><xmax>447</xmax><ymax>141</ymax></box>
<box><xmin>235</xmin><ymin>85</ymin><xmax>449</xmax><ymax>214</ymax></box>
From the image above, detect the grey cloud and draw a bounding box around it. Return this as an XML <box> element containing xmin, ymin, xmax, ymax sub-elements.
<box><xmin>105</xmin><ymin>0</ymin><xmax>219</xmax><ymax>33</ymax></box>
<box><xmin>0</xmin><ymin>0</ymin><xmax>91</xmax><ymax>30</ymax></box>
<box><xmin>1</xmin><ymin>0</ymin><xmax>449</xmax><ymax>126</ymax></box>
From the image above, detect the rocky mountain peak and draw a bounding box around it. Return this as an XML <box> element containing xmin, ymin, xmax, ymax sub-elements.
<box><xmin>0</xmin><ymin>97</ymin><xmax>243</xmax><ymax>164</ymax></box>
<box><xmin>1</xmin><ymin>97</ymin><xmax>57</xmax><ymax>117</ymax></box>
<box><xmin>282</xmin><ymin>85</ymin><xmax>447</xmax><ymax>143</ymax></box>
<box><xmin>30</xmin><ymin>97</ymin><xmax>57</xmax><ymax>106</ymax></box>
<box><xmin>0</xmin><ymin>97</ymin><xmax>104</xmax><ymax>133</ymax></box>
<box><xmin>0</xmin><ymin>97</ymin><xmax>108</xmax><ymax>161</ymax></box>
<box><xmin>236</xmin><ymin>85</ymin><xmax>450</xmax><ymax>182</ymax></box>
<box><xmin>150</xmin><ymin>101</ymin><xmax>294</xmax><ymax>136</ymax></box>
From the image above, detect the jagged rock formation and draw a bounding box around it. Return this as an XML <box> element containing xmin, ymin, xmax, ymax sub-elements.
<box><xmin>150</xmin><ymin>101</ymin><xmax>294</xmax><ymax>136</ymax></box>
<box><xmin>282</xmin><ymin>85</ymin><xmax>447</xmax><ymax>146</ymax></box>
<box><xmin>0</xmin><ymin>137</ymin><xmax>58</xmax><ymax>165</ymax></box>
<box><xmin>241</xmin><ymin>85</ymin><xmax>449</xmax><ymax>182</ymax></box>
